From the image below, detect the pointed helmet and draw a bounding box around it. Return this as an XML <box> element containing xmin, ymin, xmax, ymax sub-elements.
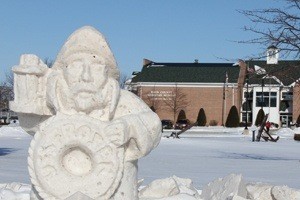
<box><xmin>53</xmin><ymin>26</ymin><xmax>119</xmax><ymax>80</ymax></box>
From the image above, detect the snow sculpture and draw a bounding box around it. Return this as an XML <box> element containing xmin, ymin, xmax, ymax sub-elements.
<box><xmin>10</xmin><ymin>26</ymin><xmax>162</xmax><ymax>200</ymax></box>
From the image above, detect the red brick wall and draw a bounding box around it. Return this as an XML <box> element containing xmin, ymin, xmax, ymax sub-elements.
<box><xmin>293</xmin><ymin>85</ymin><xmax>300</xmax><ymax>122</ymax></box>
<box><xmin>139</xmin><ymin>85</ymin><xmax>240</xmax><ymax>126</ymax></box>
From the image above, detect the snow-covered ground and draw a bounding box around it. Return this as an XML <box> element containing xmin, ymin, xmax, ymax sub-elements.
<box><xmin>0</xmin><ymin>124</ymin><xmax>299</xmax><ymax>199</ymax></box>
<box><xmin>140</xmin><ymin>127</ymin><xmax>300</xmax><ymax>190</ymax></box>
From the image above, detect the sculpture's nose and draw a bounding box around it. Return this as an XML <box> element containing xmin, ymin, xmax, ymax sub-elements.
<box><xmin>81</xmin><ymin>60</ymin><xmax>93</xmax><ymax>82</ymax></box>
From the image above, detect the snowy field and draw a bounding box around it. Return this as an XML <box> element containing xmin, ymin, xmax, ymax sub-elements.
<box><xmin>140</xmin><ymin>128</ymin><xmax>300</xmax><ymax>190</ymax></box>
<box><xmin>0</xmin><ymin>124</ymin><xmax>299</xmax><ymax>194</ymax></box>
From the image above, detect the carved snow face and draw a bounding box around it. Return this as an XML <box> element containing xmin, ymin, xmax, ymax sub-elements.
<box><xmin>62</xmin><ymin>53</ymin><xmax>108</xmax><ymax>113</ymax></box>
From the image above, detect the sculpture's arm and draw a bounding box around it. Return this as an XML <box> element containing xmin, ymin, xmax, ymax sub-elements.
<box><xmin>9</xmin><ymin>54</ymin><xmax>53</xmax><ymax>135</ymax></box>
<box><xmin>114</xmin><ymin>90</ymin><xmax>162</xmax><ymax>161</ymax></box>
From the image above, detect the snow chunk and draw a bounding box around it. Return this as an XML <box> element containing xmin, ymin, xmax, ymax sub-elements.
<box><xmin>139</xmin><ymin>176</ymin><xmax>201</xmax><ymax>200</ymax></box>
<box><xmin>271</xmin><ymin>185</ymin><xmax>300</xmax><ymax>200</ymax></box>
<box><xmin>139</xmin><ymin>177</ymin><xmax>180</xmax><ymax>199</ymax></box>
<box><xmin>246</xmin><ymin>183</ymin><xmax>300</xmax><ymax>200</ymax></box>
<box><xmin>246</xmin><ymin>183</ymin><xmax>273</xmax><ymax>199</ymax></box>
<box><xmin>227</xmin><ymin>195</ymin><xmax>248</xmax><ymax>200</ymax></box>
<box><xmin>172</xmin><ymin>176</ymin><xmax>201</xmax><ymax>199</ymax></box>
<box><xmin>150</xmin><ymin>193</ymin><xmax>202</xmax><ymax>200</ymax></box>
<box><xmin>200</xmin><ymin>174</ymin><xmax>247</xmax><ymax>200</ymax></box>
<box><xmin>0</xmin><ymin>182</ymin><xmax>30</xmax><ymax>200</ymax></box>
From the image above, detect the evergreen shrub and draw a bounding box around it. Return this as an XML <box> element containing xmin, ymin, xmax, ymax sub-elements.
<box><xmin>255</xmin><ymin>108</ymin><xmax>265</xmax><ymax>126</ymax></box>
<box><xmin>209</xmin><ymin>120</ymin><xmax>218</xmax><ymax>126</ymax></box>
<box><xmin>177</xmin><ymin>110</ymin><xmax>186</xmax><ymax>122</ymax></box>
<box><xmin>196</xmin><ymin>108</ymin><xmax>207</xmax><ymax>126</ymax></box>
<box><xmin>297</xmin><ymin>114</ymin><xmax>300</xmax><ymax>125</ymax></box>
<box><xmin>225</xmin><ymin>106</ymin><xmax>239</xmax><ymax>127</ymax></box>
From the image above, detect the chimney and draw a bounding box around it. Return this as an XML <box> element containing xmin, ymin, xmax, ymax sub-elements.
<box><xmin>267</xmin><ymin>45</ymin><xmax>279</xmax><ymax>64</ymax></box>
<box><xmin>143</xmin><ymin>58</ymin><xmax>153</xmax><ymax>67</ymax></box>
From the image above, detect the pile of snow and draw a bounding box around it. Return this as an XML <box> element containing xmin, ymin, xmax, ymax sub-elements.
<box><xmin>1</xmin><ymin>171</ymin><xmax>300</xmax><ymax>200</ymax></box>
<box><xmin>276</xmin><ymin>128</ymin><xmax>296</xmax><ymax>138</ymax></box>
<box><xmin>246</xmin><ymin>183</ymin><xmax>300</xmax><ymax>200</ymax></box>
<box><xmin>138</xmin><ymin>174</ymin><xmax>300</xmax><ymax>200</ymax></box>
<box><xmin>293</xmin><ymin>127</ymin><xmax>300</xmax><ymax>134</ymax></box>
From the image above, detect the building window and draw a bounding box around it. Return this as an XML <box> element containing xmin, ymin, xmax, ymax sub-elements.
<box><xmin>282</xmin><ymin>91</ymin><xmax>293</xmax><ymax>100</ymax></box>
<box><xmin>268</xmin><ymin>50</ymin><xmax>276</xmax><ymax>59</ymax></box>
<box><xmin>243</xmin><ymin>91</ymin><xmax>253</xmax><ymax>99</ymax></box>
<box><xmin>241</xmin><ymin>112</ymin><xmax>252</xmax><ymax>123</ymax></box>
<box><xmin>256</xmin><ymin>92</ymin><xmax>277</xmax><ymax>107</ymax></box>
<box><xmin>242</xmin><ymin>101</ymin><xmax>252</xmax><ymax>111</ymax></box>
<box><xmin>280</xmin><ymin>101</ymin><xmax>290</xmax><ymax>111</ymax></box>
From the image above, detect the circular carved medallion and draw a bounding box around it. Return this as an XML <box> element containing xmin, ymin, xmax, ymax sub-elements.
<box><xmin>28</xmin><ymin>115</ymin><xmax>125</xmax><ymax>199</ymax></box>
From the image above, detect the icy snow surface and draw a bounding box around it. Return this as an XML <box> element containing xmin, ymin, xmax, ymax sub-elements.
<box><xmin>0</xmin><ymin>125</ymin><xmax>299</xmax><ymax>199</ymax></box>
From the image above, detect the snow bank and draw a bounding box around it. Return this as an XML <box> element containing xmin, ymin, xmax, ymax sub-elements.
<box><xmin>276</xmin><ymin>128</ymin><xmax>296</xmax><ymax>138</ymax></box>
<box><xmin>162</xmin><ymin>127</ymin><xmax>245</xmax><ymax>138</ymax></box>
<box><xmin>0</xmin><ymin>126</ymin><xmax>28</xmax><ymax>138</ymax></box>
<box><xmin>163</xmin><ymin>127</ymin><xmax>300</xmax><ymax>139</ymax></box>
<box><xmin>139</xmin><ymin>174</ymin><xmax>300</xmax><ymax>200</ymax></box>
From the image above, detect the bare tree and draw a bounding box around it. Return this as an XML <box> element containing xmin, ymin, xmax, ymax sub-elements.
<box><xmin>143</xmin><ymin>86</ymin><xmax>162</xmax><ymax>112</ymax></box>
<box><xmin>238</xmin><ymin>0</ymin><xmax>300</xmax><ymax>59</ymax></box>
<box><xmin>238</xmin><ymin>1</ymin><xmax>300</xmax><ymax>121</ymax></box>
<box><xmin>0</xmin><ymin>71</ymin><xmax>14</xmax><ymax>109</ymax></box>
<box><xmin>163</xmin><ymin>85</ymin><xmax>188</xmax><ymax>123</ymax></box>
<box><xmin>119</xmin><ymin>72</ymin><xmax>129</xmax><ymax>89</ymax></box>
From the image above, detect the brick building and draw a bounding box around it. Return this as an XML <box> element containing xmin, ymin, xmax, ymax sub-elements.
<box><xmin>127</xmin><ymin>59</ymin><xmax>247</xmax><ymax>126</ymax></box>
<box><xmin>127</xmin><ymin>50</ymin><xmax>300</xmax><ymax>127</ymax></box>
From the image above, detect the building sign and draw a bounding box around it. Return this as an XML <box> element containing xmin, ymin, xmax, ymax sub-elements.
<box><xmin>147</xmin><ymin>90</ymin><xmax>174</xmax><ymax>101</ymax></box>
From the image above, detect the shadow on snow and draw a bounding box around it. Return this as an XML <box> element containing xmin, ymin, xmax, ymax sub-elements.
<box><xmin>0</xmin><ymin>148</ymin><xmax>18</xmax><ymax>156</ymax></box>
<box><xmin>220</xmin><ymin>152</ymin><xmax>298</xmax><ymax>161</ymax></box>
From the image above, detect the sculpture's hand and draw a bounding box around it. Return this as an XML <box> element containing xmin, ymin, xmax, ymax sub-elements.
<box><xmin>121</xmin><ymin>112</ymin><xmax>162</xmax><ymax>161</ymax></box>
<box><xmin>105</xmin><ymin>119</ymin><xmax>128</xmax><ymax>147</ymax></box>
<box><xmin>10</xmin><ymin>54</ymin><xmax>52</xmax><ymax>116</ymax></box>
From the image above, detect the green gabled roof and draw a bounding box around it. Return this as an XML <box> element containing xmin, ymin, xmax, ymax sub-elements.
<box><xmin>132</xmin><ymin>62</ymin><xmax>240</xmax><ymax>83</ymax></box>
<box><xmin>246</xmin><ymin>60</ymin><xmax>300</xmax><ymax>86</ymax></box>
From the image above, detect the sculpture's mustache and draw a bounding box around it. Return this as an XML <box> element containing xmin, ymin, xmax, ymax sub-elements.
<box><xmin>71</xmin><ymin>83</ymin><xmax>98</xmax><ymax>95</ymax></box>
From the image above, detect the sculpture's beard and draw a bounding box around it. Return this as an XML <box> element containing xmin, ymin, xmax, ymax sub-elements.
<box><xmin>70</xmin><ymin>83</ymin><xmax>106</xmax><ymax>114</ymax></box>
<box><xmin>73</xmin><ymin>93</ymin><xmax>104</xmax><ymax>113</ymax></box>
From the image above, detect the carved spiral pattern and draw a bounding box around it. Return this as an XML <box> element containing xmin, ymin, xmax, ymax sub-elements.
<box><xmin>28</xmin><ymin>115</ymin><xmax>125</xmax><ymax>200</ymax></box>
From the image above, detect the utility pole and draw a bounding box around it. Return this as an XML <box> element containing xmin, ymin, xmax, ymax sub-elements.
<box><xmin>261</xmin><ymin>78</ymin><xmax>264</xmax><ymax>109</ymax></box>
<box><xmin>243</xmin><ymin>73</ymin><xmax>250</xmax><ymax>135</ymax></box>
<box><xmin>222</xmin><ymin>80</ymin><xmax>225</xmax><ymax>126</ymax></box>
<box><xmin>245</xmin><ymin>75</ymin><xmax>249</xmax><ymax>128</ymax></box>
